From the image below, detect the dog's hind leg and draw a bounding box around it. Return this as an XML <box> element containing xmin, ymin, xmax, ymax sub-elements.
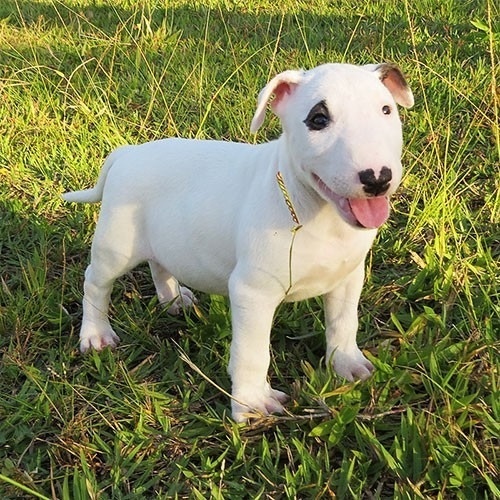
<box><xmin>79</xmin><ymin>255</ymin><xmax>131</xmax><ymax>353</ymax></box>
<box><xmin>149</xmin><ymin>261</ymin><xmax>197</xmax><ymax>315</ymax></box>
<box><xmin>79</xmin><ymin>203</ymin><xmax>144</xmax><ymax>352</ymax></box>
<box><xmin>79</xmin><ymin>268</ymin><xmax>117</xmax><ymax>352</ymax></box>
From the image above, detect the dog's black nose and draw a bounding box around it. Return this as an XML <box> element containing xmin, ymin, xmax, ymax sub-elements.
<box><xmin>359</xmin><ymin>167</ymin><xmax>392</xmax><ymax>196</ymax></box>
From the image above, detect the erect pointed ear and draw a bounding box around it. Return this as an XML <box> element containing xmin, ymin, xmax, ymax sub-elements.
<box><xmin>250</xmin><ymin>69</ymin><xmax>304</xmax><ymax>133</ymax></box>
<box><xmin>364</xmin><ymin>62</ymin><xmax>414</xmax><ymax>108</ymax></box>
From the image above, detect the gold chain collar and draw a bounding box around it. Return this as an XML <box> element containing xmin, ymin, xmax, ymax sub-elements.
<box><xmin>276</xmin><ymin>171</ymin><xmax>302</xmax><ymax>231</ymax></box>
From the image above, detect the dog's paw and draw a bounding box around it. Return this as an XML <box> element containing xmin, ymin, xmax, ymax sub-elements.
<box><xmin>80</xmin><ymin>322</ymin><xmax>120</xmax><ymax>353</ymax></box>
<box><xmin>330</xmin><ymin>347</ymin><xmax>374</xmax><ymax>381</ymax></box>
<box><xmin>166</xmin><ymin>286</ymin><xmax>197</xmax><ymax>315</ymax></box>
<box><xmin>231</xmin><ymin>383</ymin><xmax>289</xmax><ymax>423</ymax></box>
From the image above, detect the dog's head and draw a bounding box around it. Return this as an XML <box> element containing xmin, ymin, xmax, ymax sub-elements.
<box><xmin>251</xmin><ymin>63</ymin><xmax>413</xmax><ymax>229</ymax></box>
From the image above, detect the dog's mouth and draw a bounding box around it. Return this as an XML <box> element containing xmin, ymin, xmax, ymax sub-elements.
<box><xmin>312</xmin><ymin>173</ymin><xmax>390</xmax><ymax>229</ymax></box>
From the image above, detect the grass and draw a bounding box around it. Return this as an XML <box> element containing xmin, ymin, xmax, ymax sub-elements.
<box><xmin>0</xmin><ymin>0</ymin><xmax>498</xmax><ymax>497</ymax></box>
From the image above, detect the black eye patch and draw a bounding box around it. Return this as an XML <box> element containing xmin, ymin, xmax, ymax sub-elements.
<box><xmin>303</xmin><ymin>100</ymin><xmax>331</xmax><ymax>131</ymax></box>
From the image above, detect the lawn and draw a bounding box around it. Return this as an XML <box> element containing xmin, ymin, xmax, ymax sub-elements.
<box><xmin>0</xmin><ymin>0</ymin><xmax>498</xmax><ymax>498</ymax></box>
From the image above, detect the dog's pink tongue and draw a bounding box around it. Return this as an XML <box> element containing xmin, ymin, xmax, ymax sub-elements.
<box><xmin>349</xmin><ymin>197</ymin><xmax>390</xmax><ymax>229</ymax></box>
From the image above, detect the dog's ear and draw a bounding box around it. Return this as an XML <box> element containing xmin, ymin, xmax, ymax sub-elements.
<box><xmin>364</xmin><ymin>63</ymin><xmax>414</xmax><ymax>108</ymax></box>
<box><xmin>250</xmin><ymin>70</ymin><xmax>304</xmax><ymax>133</ymax></box>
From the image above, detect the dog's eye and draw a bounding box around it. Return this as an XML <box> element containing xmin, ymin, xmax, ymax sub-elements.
<box><xmin>382</xmin><ymin>105</ymin><xmax>392</xmax><ymax>115</ymax></box>
<box><xmin>304</xmin><ymin>100</ymin><xmax>331</xmax><ymax>131</ymax></box>
<box><xmin>310</xmin><ymin>113</ymin><xmax>329</xmax><ymax>129</ymax></box>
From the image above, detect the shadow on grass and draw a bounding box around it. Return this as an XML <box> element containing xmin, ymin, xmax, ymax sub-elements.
<box><xmin>1</xmin><ymin>0</ymin><xmax>484</xmax><ymax>69</ymax></box>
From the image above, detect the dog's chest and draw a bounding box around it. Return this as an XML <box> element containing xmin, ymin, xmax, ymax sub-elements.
<box><xmin>282</xmin><ymin>221</ymin><xmax>375</xmax><ymax>302</ymax></box>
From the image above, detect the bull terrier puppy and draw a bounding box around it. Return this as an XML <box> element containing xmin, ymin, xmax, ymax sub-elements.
<box><xmin>63</xmin><ymin>62</ymin><xmax>413</xmax><ymax>422</ymax></box>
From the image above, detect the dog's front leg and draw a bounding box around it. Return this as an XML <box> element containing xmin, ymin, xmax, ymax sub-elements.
<box><xmin>324</xmin><ymin>262</ymin><xmax>375</xmax><ymax>381</ymax></box>
<box><xmin>228</xmin><ymin>276</ymin><xmax>288</xmax><ymax>422</ymax></box>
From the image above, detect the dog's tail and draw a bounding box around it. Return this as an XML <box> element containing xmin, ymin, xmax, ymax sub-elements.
<box><xmin>62</xmin><ymin>146</ymin><xmax>129</xmax><ymax>203</ymax></box>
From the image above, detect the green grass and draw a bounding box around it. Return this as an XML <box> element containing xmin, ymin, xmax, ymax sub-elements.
<box><xmin>0</xmin><ymin>0</ymin><xmax>498</xmax><ymax>497</ymax></box>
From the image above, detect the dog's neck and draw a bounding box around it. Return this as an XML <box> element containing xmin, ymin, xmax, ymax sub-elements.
<box><xmin>274</xmin><ymin>136</ymin><xmax>325</xmax><ymax>224</ymax></box>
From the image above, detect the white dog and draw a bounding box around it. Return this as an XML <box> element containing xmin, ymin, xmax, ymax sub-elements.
<box><xmin>63</xmin><ymin>62</ymin><xmax>413</xmax><ymax>422</ymax></box>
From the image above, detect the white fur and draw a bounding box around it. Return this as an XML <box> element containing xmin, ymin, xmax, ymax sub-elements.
<box><xmin>63</xmin><ymin>63</ymin><xmax>413</xmax><ymax>422</ymax></box>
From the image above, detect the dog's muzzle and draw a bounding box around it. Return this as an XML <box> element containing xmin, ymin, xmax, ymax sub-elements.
<box><xmin>312</xmin><ymin>173</ymin><xmax>390</xmax><ymax>229</ymax></box>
